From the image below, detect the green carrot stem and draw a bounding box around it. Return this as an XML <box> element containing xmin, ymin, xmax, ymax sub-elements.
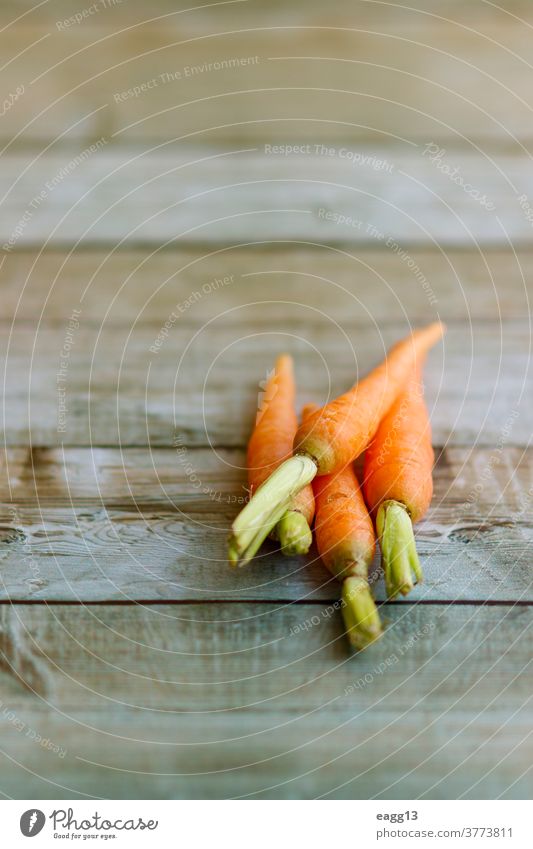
<box><xmin>341</xmin><ymin>576</ymin><xmax>383</xmax><ymax>650</ymax></box>
<box><xmin>276</xmin><ymin>510</ymin><xmax>313</xmax><ymax>556</ymax></box>
<box><xmin>376</xmin><ymin>499</ymin><xmax>423</xmax><ymax>599</ymax></box>
<box><xmin>228</xmin><ymin>455</ymin><xmax>317</xmax><ymax>567</ymax></box>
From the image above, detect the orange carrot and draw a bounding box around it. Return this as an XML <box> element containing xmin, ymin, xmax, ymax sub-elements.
<box><xmin>229</xmin><ymin>323</ymin><xmax>444</xmax><ymax>567</ymax></box>
<box><xmin>229</xmin><ymin>354</ymin><xmax>315</xmax><ymax>564</ymax></box>
<box><xmin>295</xmin><ymin>322</ymin><xmax>444</xmax><ymax>474</ymax></box>
<box><xmin>363</xmin><ymin>368</ymin><xmax>434</xmax><ymax>598</ymax></box>
<box><xmin>313</xmin><ymin>459</ymin><xmax>382</xmax><ymax>649</ymax></box>
<box><xmin>247</xmin><ymin>354</ymin><xmax>297</xmax><ymax>493</ymax></box>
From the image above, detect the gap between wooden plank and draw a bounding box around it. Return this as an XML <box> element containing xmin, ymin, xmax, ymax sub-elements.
<box><xmin>0</xmin><ymin>598</ymin><xmax>530</xmax><ymax>606</ymax></box>
<box><xmin>0</xmin><ymin>322</ymin><xmax>527</xmax><ymax>447</ymax></box>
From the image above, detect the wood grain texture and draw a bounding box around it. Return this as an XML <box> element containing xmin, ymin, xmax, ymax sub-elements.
<box><xmin>2</xmin><ymin>10</ymin><xmax>533</xmax><ymax>145</ymax></box>
<box><xmin>2</xmin><ymin>247</ymin><xmax>532</xmax><ymax>325</ymax></box>
<box><xmin>0</xmin><ymin>319</ymin><xmax>529</xmax><ymax>446</ymax></box>
<box><xmin>3</xmin><ymin>0</ymin><xmax>532</xmax><ymax>27</ymax></box>
<box><xmin>1</xmin><ymin>0</ymin><xmax>531</xmax><ymax>803</ymax></box>
<box><xmin>0</xmin><ymin>603</ymin><xmax>530</xmax><ymax>799</ymax></box>
<box><xmin>1</xmin><ymin>446</ymin><xmax>532</xmax><ymax>602</ymax></box>
<box><xmin>0</xmin><ymin>148</ymin><xmax>531</xmax><ymax>248</ymax></box>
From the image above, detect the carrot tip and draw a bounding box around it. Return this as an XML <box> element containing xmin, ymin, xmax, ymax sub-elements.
<box><xmin>228</xmin><ymin>455</ymin><xmax>318</xmax><ymax>567</ymax></box>
<box><xmin>277</xmin><ymin>510</ymin><xmax>313</xmax><ymax>557</ymax></box>
<box><xmin>341</xmin><ymin>577</ymin><xmax>383</xmax><ymax>651</ymax></box>
<box><xmin>376</xmin><ymin>500</ymin><xmax>423</xmax><ymax>600</ymax></box>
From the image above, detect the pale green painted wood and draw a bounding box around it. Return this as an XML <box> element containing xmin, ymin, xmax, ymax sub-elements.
<box><xmin>1</xmin><ymin>446</ymin><xmax>533</xmax><ymax>602</ymax></box>
<box><xmin>0</xmin><ymin>603</ymin><xmax>530</xmax><ymax>799</ymax></box>
<box><xmin>1</xmin><ymin>6</ymin><xmax>533</xmax><ymax>145</ymax></box>
<box><xmin>0</xmin><ymin>148</ymin><xmax>531</xmax><ymax>247</ymax></box>
<box><xmin>0</xmin><ymin>321</ymin><xmax>530</xmax><ymax>446</ymax></box>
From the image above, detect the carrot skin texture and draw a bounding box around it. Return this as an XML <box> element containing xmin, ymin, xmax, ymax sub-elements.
<box><xmin>229</xmin><ymin>354</ymin><xmax>315</xmax><ymax>565</ymax></box>
<box><xmin>247</xmin><ymin>354</ymin><xmax>315</xmax><ymax>528</ymax></box>
<box><xmin>247</xmin><ymin>354</ymin><xmax>297</xmax><ymax>491</ymax></box>
<box><xmin>294</xmin><ymin>322</ymin><xmax>444</xmax><ymax>475</ymax></box>
<box><xmin>363</xmin><ymin>370</ymin><xmax>434</xmax><ymax>598</ymax></box>
<box><xmin>313</xmin><ymin>463</ymin><xmax>382</xmax><ymax>649</ymax></box>
<box><xmin>313</xmin><ymin>465</ymin><xmax>375</xmax><ymax>581</ymax></box>
<box><xmin>363</xmin><ymin>371</ymin><xmax>434</xmax><ymax>522</ymax></box>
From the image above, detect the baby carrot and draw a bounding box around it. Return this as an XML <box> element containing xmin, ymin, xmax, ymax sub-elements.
<box><xmin>294</xmin><ymin>322</ymin><xmax>444</xmax><ymax>474</ymax></box>
<box><xmin>229</xmin><ymin>323</ymin><xmax>445</xmax><ymax>566</ymax></box>
<box><xmin>229</xmin><ymin>354</ymin><xmax>315</xmax><ymax>565</ymax></box>
<box><xmin>363</xmin><ymin>368</ymin><xmax>434</xmax><ymax>598</ymax></box>
<box><xmin>313</xmin><ymin>453</ymin><xmax>382</xmax><ymax>649</ymax></box>
<box><xmin>304</xmin><ymin>403</ymin><xmax>381</xmax><ymax>648</ymax></box>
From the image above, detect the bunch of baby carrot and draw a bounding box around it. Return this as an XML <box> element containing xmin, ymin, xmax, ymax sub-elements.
<box><xmin>228</xmin><ymin>322</ymin><xmax>445</xmax><ymax>650</ymax></box>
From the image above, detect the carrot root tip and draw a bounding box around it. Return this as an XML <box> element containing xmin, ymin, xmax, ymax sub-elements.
<box><xmin>341</xmin><ymin>577</ymin><xmax>383</xmax><ymax>651</ymax></box>
<box><xmin>376</xmin><ymin>500</ymin><xmax>423</xmax><ymax>599</ymax></box>
<box><xmin>228</xmin><ymin>455</ymin><xmax>318</xmax><ymax>567</ymax></box>
<box><xmin>277</xmin><ymin>510</ymin><xmax>313</xmax><ymax>557</ymax></box>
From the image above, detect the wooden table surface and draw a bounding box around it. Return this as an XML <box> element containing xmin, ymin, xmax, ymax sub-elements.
<box><xmin>0</xmin><ymin>0</ymin><xmax>532</xmax><ymax>799</ymax></box>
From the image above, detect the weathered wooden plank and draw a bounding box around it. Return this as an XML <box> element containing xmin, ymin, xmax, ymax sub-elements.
<box><xmin>1</xmin><ymin>446</ymin><xmax>533</xmax><ymax>602</ymax></box>
<box><xmin>2</xmin><ymin>603</ymin><xmax>530</xmax><ymax>711</ymax></box>
<box><xmin>2</xmin><ymin>247</ymin><xmax>531</xmax><ymax>326</ymax></box>
<box><xmin>3</xmin><ymin>15</ymin><xmax>533</xmax><ymax>145</ymax></box>
<box><xmin>0</xmin><ymin>321</ymin><xmax>530</xmax><ymax>446</ymax></box>
<box><xmin>0</xmin><ymin>148</ymin><xmax>531</xmax><ymax>247</ymax></box>
<box><xmin>0</xmin><ymin>604</ymin><xmax>530</xmax><ymax>798</ymax></box>
<box><xmin>2</xmin><ymin>705</ymin><xmax>530</xmax><ymax>799</ymax></box>
<box><xmin>3</xmin><ymin>0</ymin><xmax>531</xmax><ymax>28</ymax></box>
